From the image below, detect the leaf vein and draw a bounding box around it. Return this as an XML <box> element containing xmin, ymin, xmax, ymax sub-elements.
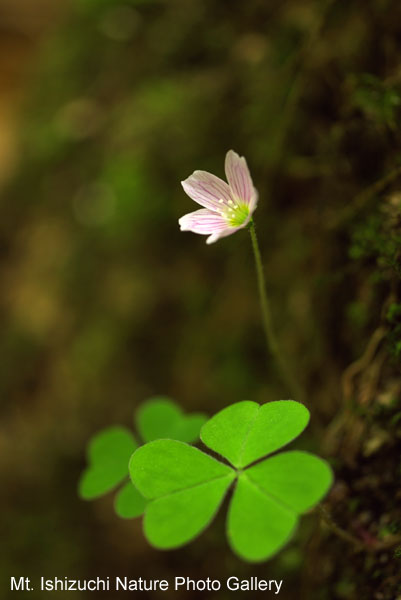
<box><xmin>242</xmin><ymin>473</ymin><xmax>297</xmax><ymax>516</ymax></box>
<box><xmin>237</xmin><ymin>406</ymin><xmax>260</xmax><ymax>467</ymax></box>
<box><xmin>149</xmin><ymin>471</ymin><xmax>235</xmax><ymax>501</ymax></box>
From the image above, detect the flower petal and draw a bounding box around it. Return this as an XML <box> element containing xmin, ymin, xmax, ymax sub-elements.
<box><xmin>181</xmin><ymin>170</ymin><xmax>232</xmax><ymax>211</ymax></box>
<box><xmin>179</xmin><ymin>209</ymin><xmax>229</xmax><ymax>235</ymax></box>
<box><xmin>206</xmin><ymin>226</ymin><xmax>242</xmax><ymax>245</ymax></box>
<box><xmin>224</xmin><ymin>150</ymin><xmax>257</xmax><ymax>209</ymax></box>
<box><xmin>178</xmin><ymin>209</ymin><xmax>240</xmax><ymax>245</ymax></box>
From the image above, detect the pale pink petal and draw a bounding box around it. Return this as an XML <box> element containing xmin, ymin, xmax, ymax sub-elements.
<box><xmin>179</xmin><ymin>209</ymin><xmax>229</xmax><ymax>235</ymax></box>
<box><xmin>206</xmin><ymin>226</ymin><xmax>242</xmax><ymax>245</ymax></box>
<box><xmin>224</xmin><ymin>150</ymin><xmax>257</xmax><ymax>209</ymax></box>
<box><xmin>181</xmin><ymin>170</ymin><xmax>233</xmax><ymax>212</ymax></box>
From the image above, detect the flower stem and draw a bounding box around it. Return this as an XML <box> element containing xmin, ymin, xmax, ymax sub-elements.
<box><xmin>249</xmin><ymin>219</ymin><xmax>305</xmax><ymax>403</ymax></box>
<box><xmin>317</xmin><ymin>505</ymin><xmax>365</xmax><ymax>551</ymax></box>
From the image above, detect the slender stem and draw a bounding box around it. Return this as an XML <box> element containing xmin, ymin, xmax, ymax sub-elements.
<box><xmin>249</xmin><ymin>219</ymin><xmax>305</xmax><ymax>403</ymax></box>
<box><xmin>317</xmin><ymin>506</ymin><xmax>365</xmax><ymax>551</ymax></box>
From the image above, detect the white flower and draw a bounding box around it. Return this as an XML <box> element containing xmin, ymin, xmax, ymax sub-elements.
<box><xmin>179</xmin><ymin>150</ymin><xmax>258</xmax><ymax>244</ymax></box>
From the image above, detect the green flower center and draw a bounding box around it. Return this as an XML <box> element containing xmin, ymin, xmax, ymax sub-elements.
<box><xmin>226</xmin><ymin>202</ymin><xmax>250</xmax><ymax>227</ymax></box>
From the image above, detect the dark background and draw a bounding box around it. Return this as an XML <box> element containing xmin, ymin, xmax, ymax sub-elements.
<box><xmin>1</xmin><ymin>0</ymin><xmax>401</xmax><ymax>598</ymax></box>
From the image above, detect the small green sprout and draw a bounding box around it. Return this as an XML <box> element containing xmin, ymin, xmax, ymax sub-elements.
<box><xmin>78</xmin><ymin>397</ymin><xmax>207</xmax><ymax>519</ymax></box>
<box><xmin>130</xmin><ymin>400</ymin><xmax>333</xmax><ymax>562</ymax></box>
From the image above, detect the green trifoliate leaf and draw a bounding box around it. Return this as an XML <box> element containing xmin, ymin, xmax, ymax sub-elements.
<box><xmin>79</xmin><ymin>427</ymin><xmax>138</xmax><ymax>499</ymax></box>
<box><xmin>79</xmin><ymin>397</ymin><xmax>208</xmax><ymax>521</ymax></box>
<box><xmin>246</xmin><ymin>451</ymin><xmax>333</xmax><ymax>513</ymax></box>
<box><xmin>136</xmin><ymin>396</ymin><xmax>207</xmax><ymax>443</ymax></box>
<box><xmin>227</xmin><ymin>473</ymin><xmax>297</xmax><ymax>562</ymax></box>
<box><xmin>114</xmin><ymin>482</ymin><xmax>148</xmax><ymax>519</ymax></box>
<box><xmin>123</xmin><ymin>401</ymin><xmax>334</xmax><ymax>561</ymax></box>
<box><xmin>200</xmin><ymin>400</ymin><xmax>310</xmax><ymax>468</ymax></box>
<box><xmin>130</xmin><ymin>439</ymin><xmax>234</xmax><ymax>498</ymax></box>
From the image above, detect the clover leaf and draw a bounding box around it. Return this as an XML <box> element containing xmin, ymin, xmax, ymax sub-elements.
<box><xmin>114</xmin><ymin>480</ymin><xmax>148</xmax><ymax>519</ymax></box>
<box><xmin>137</xmin><ymin>397</ymin><xmax>207</xmax><ymax>443</ymax></box>
<box><xmin>78</xmin><ymin>426</ymin><xmax>148</xmax><ymax>519</ymax></box>
<box><xmin>78</xmin><ymin>396</ymin><xmax>208</xmax><ymax>519</ymax></box>
<box><xmin>79</xmin><ymin>426</ymin><xmax>137</xmax><ymax>499</ymax></box>
<box><xmin>129</xmin><ymin>400</ymin><xmax>333</xmax><ymax>562</ymax></box>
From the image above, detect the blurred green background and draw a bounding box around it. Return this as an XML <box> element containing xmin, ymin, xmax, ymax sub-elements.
<box><xmin>1</xmin><ymin>0</ymin><xmax>401</xmax><ymax>598</ymax></box>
